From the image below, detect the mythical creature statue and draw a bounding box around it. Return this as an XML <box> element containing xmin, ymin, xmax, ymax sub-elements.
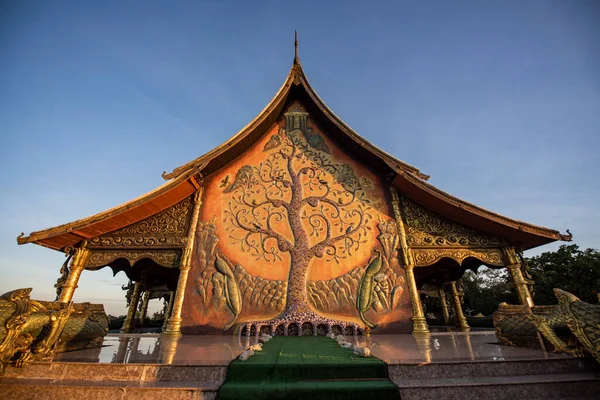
<box><xmin>530</xmin><ymin>288</ymin><xmax>600</xmax><ymax>362</ymax></box>
<box><xmin>494</xmin><ymin>303</ymin><xmax>568</xmax><ymax>350</ymax></box>
<box><xmin>0</xmin><ymin>288</ymin><xmax>109</xmax><ymax>373</ymax></box>
<box><xmin>0</xmin><ymin>288</ymin><xmax>71</xmax><ymax>372</ymax></box>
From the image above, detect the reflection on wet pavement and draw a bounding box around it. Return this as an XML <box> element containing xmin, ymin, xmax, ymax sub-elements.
<box><xmin>51</xmin><ymin>330</ymin><xmax>570</xmax><ymax>365</ymax></box>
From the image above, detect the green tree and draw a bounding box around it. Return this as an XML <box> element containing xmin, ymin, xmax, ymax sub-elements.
<box><xmin>461</xmin><ymin>268</ymin><xmax>516</xmax><ymax>316</ymax></box>
<box><xmin>526</xmin><ymin>244</ymin><xmax>600</xmax><ymax>304</ymax></box>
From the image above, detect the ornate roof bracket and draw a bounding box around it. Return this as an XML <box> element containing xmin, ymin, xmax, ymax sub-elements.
<box><xmin>86</xmin><ymin>249</ymin><xmax>182</xmax><ymax>270</ymax></box>
<box><xmin>412</xmin><ymin>247</ymin><xmax>505</xmax><ymax>268</ymax></box>
<box><xmin>161</xmin><ymin>59</ymin><xmax>428</xmax><ymax>183</ymax></box>
<box><xmin>86</xmin><ymin>196</ymin><xmax>194</xmax><ymax>250</ymax></box>
<box><xmin>393</xmin><ymin>172</ymin><xmax>569</xmax><ymax>250</ymax></box>
<box><xmin>398</xmin><ymin>195</ymin><xmax>507</xmax><ymax>268</ymax></box>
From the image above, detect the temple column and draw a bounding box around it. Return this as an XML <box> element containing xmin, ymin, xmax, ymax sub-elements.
<box><xmin>439</xmin><ymin>288</ymin><xmax>451</xmax><ymax>325</ymax></box>
<box><xmin>158</xmin><ymin>335</ymin><xmax>181</xmax><ymax>364</ymax></box>
<box><xmin>164</xmin><ymin>185</ymin><xmax>204</xmax><ymax>335</ymax></box>
<box><xmin>139</xmin><ymin>291</ymin><xmax>150</xmax><ymax>325</ymax></box>
<box><xmin>507</xmin><ymin>264</ymin><xmax>533</xmax><ymax>306</ymax></box>
<box><xmin>121</xmin><ymin>281</ymin><xmax>143</xmax><ymax>333</ymax></box>
<box><xmin>57</xmin><ymin>241</ymin><xmax>90</xmax><ymax>304</ymax></box>
<box><xmin>389</xmin><ymin>187</ymin><xmax>429</xmax><ymax>335</ymax></box>
<box><xmin>504</xmin><ymin>247</ymin><xmax>533</xmax><ymax>306</ymax></box>
<box><xmin>404</xmin><ymin>265</ymin><xmax>430</xmax><ymax>334</ymax></box>
<box><xmin>449</xmin><ymin>281</ymin><xmax>470</xmax><ymax>331</ymax></box>
<box><xmin>162</xmin><ymin>291</ymin><xmax>175</xmax><ymax>332</ymax></box>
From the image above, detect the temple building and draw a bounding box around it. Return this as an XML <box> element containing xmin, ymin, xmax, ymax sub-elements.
<box><xmin>17</xmin><ymin>50</ymin><xmax>571</xmax><ymax>336</ymax></box>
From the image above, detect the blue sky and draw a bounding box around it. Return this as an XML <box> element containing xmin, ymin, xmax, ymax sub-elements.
<box><xmin>1</xmin><ymin>1</ymin><xmax>598</xmax><ymax>316</ymax></box>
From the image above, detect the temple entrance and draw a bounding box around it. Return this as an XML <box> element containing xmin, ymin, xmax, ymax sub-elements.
<box><xmin>414</xmin><ymin>257</ymin><xmax>501</xmax><ymax>331</ymax></box>
<box><xmin>86</xmin><ymin>258</ymin><xmax>179</xmax><ymax>333</ymax></box>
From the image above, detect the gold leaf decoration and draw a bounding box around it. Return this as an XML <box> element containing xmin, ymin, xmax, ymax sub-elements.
<box><xmin>401</xmin><ymin>197</ymin><xmax>503</xmax><ymax>248</ymax></box>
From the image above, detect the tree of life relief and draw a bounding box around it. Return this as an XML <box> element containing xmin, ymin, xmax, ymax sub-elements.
<box><xmin>191</xmin><ymin>108</ymin><xmax>408</xmax><ymax>336</ymax></box>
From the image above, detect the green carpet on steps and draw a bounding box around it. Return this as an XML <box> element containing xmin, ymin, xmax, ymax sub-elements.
<box><xmin>218</xmin><ymin>336</ymin><xmax>400</xmax><ymax>400</ymax></box>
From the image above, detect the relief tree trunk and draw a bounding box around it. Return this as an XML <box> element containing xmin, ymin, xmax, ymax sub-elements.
<box><xmin>222</xmin><ymin>110</ymin><xmax>374</xmax><ymax>334</ymax></box>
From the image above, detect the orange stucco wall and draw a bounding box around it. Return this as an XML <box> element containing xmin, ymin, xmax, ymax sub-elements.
<box><xmin>181</xmin><ymin>103</ymin><xmax>412</xmax><ymax>334</ymax></box>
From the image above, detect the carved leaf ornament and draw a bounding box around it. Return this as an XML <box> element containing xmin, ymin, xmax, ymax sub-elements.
<box><xmin>88</xmin><ymin>197</ymin><xmax>192</xmax><ymax>249</ymax></box>
<box><xmin>402</xmin><ymin>197</ymin><xmax>502</xmax><ymax>247</ymax></box>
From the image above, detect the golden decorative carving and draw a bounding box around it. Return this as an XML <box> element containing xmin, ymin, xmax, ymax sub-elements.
<box><xmin>307</xmin><ymin>268</ymin><xmax>362</xmax><ymax>312</ymax></box>
<box><xmin>50</xmin><ymin>302</ymin><xmax>108</xmax><ymax>352</ymax></box>
<box><xmin>87</xmin><ymin>250</ymin><xmax>181</xmax><ymax>269</ymax></box>
<box><xmin>1</xmin><ymin>289</ymin><xmax>43</xmax><ymax>371</ymax></box>
<box><xmin>412</xmin><ymin>248</ymin><xmax>504</xmax><ymax>267</ymax></box>
<box><xmin>88</xmin><ymin>197</ymin><xmax>193</xmax><ymax>249</ymax></box>
<box><xmin>213</xmin><ymin>253</ymin><xmax>242</xmax><ymax>331</ymax></box>
<box><xmin>194</xmin><ymin>217</ymin><xmax>406</xmax><ymax>332</ymax></box>
<box><xmin>402</xmin><ymin>197</ymin><xmax>503</xmax><ymax>248</ymax></box>
<box><xmin>376</xmin><ymin>219</ymin><xmax>399</xmax><ymax>263</ymax></box>
<box><xmin>389</xmin><ymin>187</ymin><xmax>412</xmax><ymax>266</ymax></box>
<box><xmin>121</xmin><ymin>281</ymin><xmax>143</xmax><ymax>333</ymax></box>
<box><xmin>89</xmin><ymin>235</ymin><xmax>187</xmax><ymax>248</ymax></box>
<box><xmin>439</xmin><ymin>289</ymin><xmax>450</xmax><ymax>324</ymax></box>
<box><xmin>356</xmin><ymin>251</ymin><xmax>383</xmax><ymax>328</ymax></box>
<box><xmin>494</xmin><ymin>303</ymin><xmax>571</xmax><ymax>351</ymax></box>
<box><xmin>54</xmin><ymin>252</ymin><xmax>72</xmax><ymax>300</ymax></box>
<box><xmin>292</xmin><ymin>64</ymin><xmax>302</xmax><ymax>85</ymax></box>
<box><xmin>165</xmin><ymin>186</ymin><xmax>204</xmax><ymax>335</ymax></box>
<box><xmin>57</xmin><ymin>244</ymin><xmax>90</xmax><ymax>304</ymax></box>
<box><xmin>389</xmin><ymin>187</ymin><xmax>428</xmax><ymax>335</ymax></box>
<box><xmin>0</xmin><ymin>289</ymin><xmax>78</xmax><ymax>372</ymax></box>
<box><xmin>503</xmin><ymin>247</ymin><xmax>534</xmax><ymax>305</ymax></box>
<box><xmin>531</xmin><ymin>289</ymin><xmax>600</xmax><ymax>362</ymax></box>
<box><xmin>449</xmin><ymin>281</ymin><xmax>470</xmax><ymax>331</ymax></box>
<box><xmin>506</xmin><ymin>263</ymin><xmax>533</xmax><ymax>305</ymax></box>
<box><xmin>398</xmin><ymin>171</ymin><xmax>566</xmax><ymax>240</ymax></box>
<box><xmin>32</xmin><ymin>306</ymin><xmax>72</xmax><ymax>357</ymax></box>
<box><xmin>212</xmin><ymin>263</ymin><xmax>286</xmax><ymax>313</ymax></box>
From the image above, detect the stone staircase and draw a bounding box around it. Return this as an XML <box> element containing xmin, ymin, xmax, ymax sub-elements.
<box><xmin>390</xmin><ymin>357</ymin><xmax>600</xmax><ymax>399</ymax></box>
<box><xmin>1</xmin><ymin>356</ymin><xmax>599</xmax><ymax>399</ymax></box>
<box><xmin>0</xmin><ymin>362</ymin><xmax>226</xmax><ymax>399</ymax></box>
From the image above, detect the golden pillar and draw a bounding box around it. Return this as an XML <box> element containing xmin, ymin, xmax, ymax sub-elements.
<box><xmin>159</xmin><ymin>335</ymin><xmax>181</xmax><ymax>364</ymax></box>
<box><xmin>413</xmin><ymin>334</ymin><xmax>432</xmax><ymax>363</ymax></box>
<box><xmin>57</xmin><ymin>242</ymin><xmax>90</xmax><ymax>304</ymax></box>
<box><xmin>404</xmin><ymin>265</ymin><xmax>430</xmax><ymax>334</ymax></box>
<box><xmin>164</xmin><ymin>185</ymin><xmax>204</xmax><ymax>335</ymax></box>
<box><xmin>389</xmin><ymin>187</ymin><xmax>429</xmax><ymax>335</ymax></box>
<box><xmin>504</xmin><ymin>247</ymin><xmax>533</xmax><ymax>306</ymax></box>
<box><xmin>139</xmin><ymin>290</ymin><xmax>150</xmax><ymax>325</ymax></box>
<box><xmin>449</xmin><ymin>281</ymin><xmax>470</xmax><ymax>331</ymax></box>
<box><xmin>439</xmin><ymin>288</ymin><xmax>451</xmax><ymax>325</ymax></box>
<box><xmin>162</xmin><ymin>291</ymin><xmax>175</xmax><ymax>332</ymax></box>
<box><xmin>507</xmin><ymin>264</ymin><xmax>533</xmax><ymax>306</ymax></box>
<box><xmin>121</xmin><ymin>281</ymin><xmax>143</xmax><ymax>333</ymax></box>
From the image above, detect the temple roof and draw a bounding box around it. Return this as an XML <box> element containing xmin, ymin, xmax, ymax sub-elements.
<box><xmin>17</xmin><ymin>171</ymin><xmax>200</xmax><ymax>251</ymax></box>
<box><xmin>17</xmin><ymin>56</ymin><xmax>571</xmax><ymax>252</ymax></box>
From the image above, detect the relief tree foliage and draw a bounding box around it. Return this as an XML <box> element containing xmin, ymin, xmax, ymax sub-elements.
<box><xmin>221</xmin><ymin>110</ymin><xmax>375</xmax><ymax>327</ymax></box>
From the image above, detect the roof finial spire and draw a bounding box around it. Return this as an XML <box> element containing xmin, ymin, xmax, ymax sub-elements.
<box><xmin>294</xmin><ymin>31</ymin><xmax>299</xmax><ymax>63</ymax></box>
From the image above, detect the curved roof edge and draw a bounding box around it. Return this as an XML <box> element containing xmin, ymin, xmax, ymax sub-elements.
<box><xmin>17</xmin><ymin>169</ymin><xmax>201</xmax><ymax>251</ymax></box>
<box><xmin>18</xmin><ymin>59</ymin><xmax>571</xmax><ymax>253</ymax></box>
<box><xmin>161</xmin><ymin>59</ymin><xmax>429</xmax><ymax>182</ymax></box>
<box><xmin>393</xmin><ymin>171</ymin><xmax>572</xmax><ymax>250</ymax></box>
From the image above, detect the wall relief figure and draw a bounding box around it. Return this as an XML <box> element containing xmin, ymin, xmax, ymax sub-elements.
<box><xmin>187</xmin><ymin>106</ymin><xmax>410</xmax><ymax>335</ymax></box>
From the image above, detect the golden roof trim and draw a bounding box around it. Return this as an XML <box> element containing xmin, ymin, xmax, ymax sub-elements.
<box><xmin>161</xmin><ymin>65</ymin><xmax>296</xmax><ymax>180</ymax></box>
<box><xmin>396</xmin><ymin>171</ymin><xmax>572</xmax><ymax>242</ymax></box>
<box><xmin>293</xmin><ymin>63</ymin><xmax>429</xmax><ymax>180</ymax></box>
<box><xmin>161</xmin><ymin>60</ymin><xmax>429</xmax><ymax>181</ymax></box>
<box><xmin>17</xmin><ymin>168</ymin><xmax>200</xmax><ymax>246</ymax></box>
